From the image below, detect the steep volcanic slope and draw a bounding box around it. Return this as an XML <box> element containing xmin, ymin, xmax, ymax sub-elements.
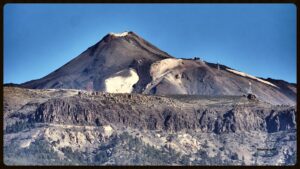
<box><xmin>263</xmin><ymin>78</ymin><xmax>297</xmax><ymax>103</ymax></box>
<box><xmin>20</xmin><ymin>31</ymin><xmax>296</xmax><ymax>105</ymax></box>
<box><xmin>144</xmin><ymin>59</ymin><xmax>296</xmax><ymax>105</ymax></box>
<box><xmin>21</xmin><ymin>32</ymin><xmax>172</xmax><ymax>93</ymax></box>
<box><xmin>3</xmin><ymin>87</ymin><xmax>297</xmax><ymax>165</ymax></box>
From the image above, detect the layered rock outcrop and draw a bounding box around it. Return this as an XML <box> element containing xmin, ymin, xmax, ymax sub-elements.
<box><xmin>24</xmin><ymin>93</ymin><xmax>296</xmax><ymax>134</ymax></box>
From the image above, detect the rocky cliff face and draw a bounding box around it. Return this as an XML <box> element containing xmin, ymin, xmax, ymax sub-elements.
<box><xmin>28</xmin><ymin>94</ymin><xmax>296</xmax><ymax>134</ymax></box>
<box><xmin>4</xmin><ymin>87</ymin><xmax>297</xmax><ymax>165</ymax></box>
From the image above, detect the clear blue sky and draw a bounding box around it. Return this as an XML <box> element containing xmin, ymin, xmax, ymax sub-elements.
<box><xmin>4</xmin><ymin>4</ymin><xmax>297</xmax><ymax>84</ymax></box>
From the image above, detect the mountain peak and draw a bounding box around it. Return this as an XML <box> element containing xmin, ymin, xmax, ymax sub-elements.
<box><xmin>108</xmin><ymin>31</ymin><xmax>130</xmax><ymax>37</ymax></box>
<box><xmin>101</xmin><ymin>31</ymin><xmax>138</xmax><ymax>42</ymax></box>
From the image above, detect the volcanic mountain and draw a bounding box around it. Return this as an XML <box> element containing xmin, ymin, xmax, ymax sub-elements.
<box><xmin>22</xmin><ymin>32</ymin><xmax>172</xmax><ymax>93</ymax></box>
<box><xmin>21</xmin><ymin>31</ymin><xmax>296</xmax><ymax>105</ymax></box>
<box><xmin>5</xmin><ymin>31</ymin><xmax>297</xmax><ymax>165</ymax></box>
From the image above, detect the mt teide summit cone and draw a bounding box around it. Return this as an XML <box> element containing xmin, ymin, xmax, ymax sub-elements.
<box><xmin>21</xmin><ymin>31</ymin><xmax>296</xmax><ymax>105</ymax></box>
<box><xmin>22</xmin><ymin>31</ymin><xmax>172</xmax><ymax>93</ymax></box>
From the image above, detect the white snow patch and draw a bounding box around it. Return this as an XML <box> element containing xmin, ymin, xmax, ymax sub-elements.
<box><xmin>104</xmin><ymin>68</ymin><xmax>139</xmax><ymax>93</ymax></box>
<box><xmin>109</xmin><ymin>32</ymin><xmax>129</xmax><ymax>37</ymax></box>
<box><xmin>226</xmin><ymin>68</ymin><xmax>278</xmax><ymax>88</ymax></box>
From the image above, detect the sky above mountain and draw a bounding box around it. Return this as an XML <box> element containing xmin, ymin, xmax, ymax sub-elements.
<box><xmin>4</xmin><ymin>4</ymin><xmax>296</xmax><ymax>84</ymax></box>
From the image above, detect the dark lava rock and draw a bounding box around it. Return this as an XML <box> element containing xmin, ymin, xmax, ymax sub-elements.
<box><xmin>247</xmin><ymin>94</ymin><xmax>257</xmax><ymax>101</ymax></box>
<box><xmin>27</xmin><ymin>95</ymin><xmax>296</xmax><ymax>134</ymax></box>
